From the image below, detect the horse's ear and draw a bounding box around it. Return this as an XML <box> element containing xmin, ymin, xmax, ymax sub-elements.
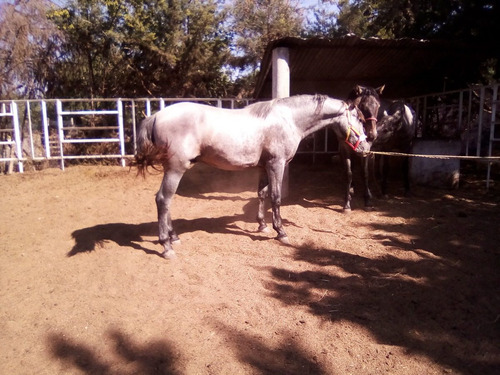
<box><xmin>376</xmin><ymin>85</ymin><xmax>385</xmax><ymax>95</ymax></box>
<box><xmin>354</xmin><ymin>85</ymin><xmax>363</xmax><ymax>95</ymax></box>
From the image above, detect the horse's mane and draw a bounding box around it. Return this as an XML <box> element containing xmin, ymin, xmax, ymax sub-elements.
<box><xmin>247</xmin><ymin>94</ymin><xmax>328</xmax><ymax>119</ymax></box>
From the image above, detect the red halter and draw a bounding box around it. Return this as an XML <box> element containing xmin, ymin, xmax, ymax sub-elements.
<box><xmin>344</xmin><ymin>104</ymin><xmax>367</xmax><ymax>151</ymax></box>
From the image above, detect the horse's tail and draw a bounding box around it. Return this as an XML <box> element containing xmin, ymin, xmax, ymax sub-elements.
<box><xmin>133</xmin><ymin>115</ymin><xmax>170</xmax><ymax>177</ymax></box>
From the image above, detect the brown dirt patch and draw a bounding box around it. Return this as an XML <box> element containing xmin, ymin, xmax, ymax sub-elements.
<box><xmin>1</xmin><ymin>161</ymin><xmax>499</xmax><ymax>374</ymax></box>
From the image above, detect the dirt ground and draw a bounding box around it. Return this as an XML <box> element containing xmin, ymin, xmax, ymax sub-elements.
<box><xmin>1</xmin><ymin>159</ymin><xmax>499</xmax><ymax>375</ymax></box>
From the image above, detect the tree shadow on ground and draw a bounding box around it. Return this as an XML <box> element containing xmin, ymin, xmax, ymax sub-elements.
<box><xmin>211</xmin><ymin>321</ymin><xmax>326</xmax><ymax>375</ymax></box>
<box><xmin>263</xmin><ymin>186</ymin><xmax>500</xmax><ymax>374</ymax></box>
<box><xmin>47</xmin><ymin>329</ymin><xmax>182</xmax><ymax>375</ymax></box>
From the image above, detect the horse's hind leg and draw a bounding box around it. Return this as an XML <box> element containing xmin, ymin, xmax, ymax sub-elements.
<box><xmin>256</xmin><ymin>169</ymin><xmax>270</xmax><ymax>233</ymax></box>
<box><xmin>156</xmin><ymin>170</ymin><xmax>183</xmax><ymax>259</ymax></box>
<box><xmin>266</xmin><ymin>162</ymin><xmax>288</xmax><ymax>244</ymax></box>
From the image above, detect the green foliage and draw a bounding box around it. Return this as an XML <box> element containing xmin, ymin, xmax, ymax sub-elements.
<box><xmin>0</xmin><ymin>0</ymin><xmax>62</xmax><ymax>99</ymax></box>
<box><xmin>333</xmin><ymin>0</ymin><xmax>500</xmax><ymax>43</ymax></box>
<box><xmin>229</xmin><ymin>0</ymin><xmax>304</xmax><ymax>85</ymax></box>
<box><xmin>47</xmin><ymin>0</ymin><xmax>232</xmax><ymax>98</ymax></box>
<box><xmin>2</xmin><ymin>0</ymin><xmax>498</xmax><ymax>99</ymax></box>
<box><xmin>306</xmin><ymin>0</ymin><xmax>499</xmax><ymax>83</ymax></box>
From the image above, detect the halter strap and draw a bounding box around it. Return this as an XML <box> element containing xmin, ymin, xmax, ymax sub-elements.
<box><xmin>364</xmin><ymin>117</ymin><xmax>378</xmax><ymax>122</ymax></box>
<box><xmin>343</xmin><ymin>103</ymin><xmax>367</xmax><ymax>151</ymax></box>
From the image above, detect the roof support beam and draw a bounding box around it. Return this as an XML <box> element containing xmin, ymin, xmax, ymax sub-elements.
<box><xmin>272</xmin><ymin>47</ymin><xmax>291</xmax><ymax>197</ymax></box>
<box><xmin>272</xmin><ymin>47</ymin><xmax>290</xmax><ymax>99</ymax></box>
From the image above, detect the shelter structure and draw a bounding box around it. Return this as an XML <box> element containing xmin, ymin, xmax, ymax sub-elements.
<box><xmin>254</xmin><ymin>35</ymin><xmax>494</xmax><ymax>100</ymax></box>
<box><xmin>253</xmin><ymin>35</ymin><xmax>499</xmax><ymax>189</ymax></box>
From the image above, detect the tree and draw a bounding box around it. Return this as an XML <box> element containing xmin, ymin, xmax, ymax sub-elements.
<box><xmin>306</xmin><ymin>0</ymin><xmax>499</xmax><ymax>83</ymax></box>
<box><xmin>303</xmin><ymin>0</ymin><xmax>340</xmax><ymax>38</ymax></box>
<box><xmin>47</xmin><ymin>0</ymin><xmax>232</xmax><ymax>98</ymax></box>
<box><xmin>0</xmin><ymin>0</ymin><xmax>62</xmax><ymax>99</ymax></box>
<box><xmin>228</xmin><ymin>0</ymin><xmax>304</xmax><ymax>94</ymax></box>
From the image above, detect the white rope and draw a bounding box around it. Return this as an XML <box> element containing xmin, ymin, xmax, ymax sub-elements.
<box><xmin>369</xmin><ymin>150</ymin><xmax>500</xmax><ymax>162</ymax></box>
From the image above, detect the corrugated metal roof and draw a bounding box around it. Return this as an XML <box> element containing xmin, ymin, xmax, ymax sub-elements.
<box><xmin>254</xmin><ymin>35</ymin><xmax>493</xmax><ymax>99</ymax></box>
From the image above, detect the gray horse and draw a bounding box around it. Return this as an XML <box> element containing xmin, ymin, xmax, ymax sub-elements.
<box><xmin>135</xmin><ymin>95</ymin><xmax>370</xmax><ymax>258</ymax></box>
<box><xmin>371</xmin><ymin>100</ymin><xmax>417</xmax><ymax>196</ymax></box>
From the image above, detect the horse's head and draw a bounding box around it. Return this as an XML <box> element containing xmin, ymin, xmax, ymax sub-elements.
<box><xmin>343</xmin><ymin>104</ymin><xmax>371</xmax><ymax>155</ymax></box>
<box><xmin>347</xmin><ymin>85</ymin><xmax>383</xmax><ymax>143</ymax></box>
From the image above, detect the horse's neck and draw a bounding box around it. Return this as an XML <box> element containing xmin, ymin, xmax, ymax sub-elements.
<box><xmin>291</xmin><ymin>98</ymin><xmax>346</xmax><ymax>138</ymax></box>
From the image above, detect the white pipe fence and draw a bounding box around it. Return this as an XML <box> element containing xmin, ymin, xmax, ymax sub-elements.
<box><xmin>1</xmin><ymin>85</ymin><xmax>498</xmax><ymax>188</ymax></box>
<box><xmin>0</xmin><ymin>98</ymin><xmax>254</xmax><ymax>172</ymax></box>
<box><xmin>0</xmin><ymin>101</ymin><xmax>23</xmax><ymax>173</ymax></box>
<box><xmin>409</xmin><ymin>82</ymin><xmax>500</xmax><ymax>189</ymax></box>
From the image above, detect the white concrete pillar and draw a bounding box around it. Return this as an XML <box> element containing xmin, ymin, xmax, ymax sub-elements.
<box><xmin>272</xmin><ymin>47</ymin><xmax>290</xmax><ymax>197</ymax></box>
<box><xmin>272</xmin><ymin>47</ymin><xmax>290</xmax><ymax>99</ymax></box>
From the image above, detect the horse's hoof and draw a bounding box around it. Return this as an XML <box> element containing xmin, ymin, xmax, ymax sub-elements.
<box><xmin>276</xmin><ymin>236</ymin><xmax>290</xmax><ymax>245</ymax></box>
<box><xmin>162</xmin><ymin>250</ymin><xmax>177</xmax><ymax>259</ymax></box>
<box><xmin>364</xmin><ymin>206</ymin><xmax>374</xmax><ymax>212</ymax></box>
<box><xmin>171</xmin><ymin>238</ymin><xmax>181</xmax><ymax>245</ymax></box>
<box><xmin>258</xmin><ymin>225</ymin><xmax>270</xmax><ymax>233</ymax></box>
<box><xmin>343</xmin><ymin>208</ymin><xmax>352</xmax><ymax>214</ymax></box>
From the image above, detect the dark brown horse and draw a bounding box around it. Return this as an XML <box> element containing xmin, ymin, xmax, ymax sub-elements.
<box><xmin>340</xmin><ymin>85</ymin><xmax>384</xmax><ymax>211</ymax></box>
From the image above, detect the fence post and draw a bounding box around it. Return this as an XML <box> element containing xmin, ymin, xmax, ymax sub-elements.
<box><xmin>11</xmin><ymin>101</ymin><xmax>24</xmax><ymax>173</ymax></box>
<box><xmin>477</xmin><ymin>86</ymin><xmax>485</xmax><ymax>156</ymax></box>
<box><xmin>26</xmin><ymin>101</ymin><xmax>36</xmax><ymax>159</ymax></box>
<box><xmin>131</xmin><ymin>100</ymin><xmax>137</xmax><ymax>155</ymax></box>
<box><xmin>42</xmin><ymin>100</ymin><xmax>51</xmax><ymax>158</ymax></box>
<box><xmin>117</xmin><ymin>99</ymin><xmax>126</xmax><ymax>167</ymax></box>
<box><xmin>486</xmin><ymin>84</ymin><xmax>499</xmax><ymax>190</ymax></box>
<box><xmin>56</xmin><ymin>100</ymin><xmax>65</xmax><ymax>170</ymax></box>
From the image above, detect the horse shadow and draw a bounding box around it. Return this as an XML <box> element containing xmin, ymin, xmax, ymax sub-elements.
<box><xmin>69</xmin><ymin>221</ymin><xmax>161</xmax><ymax>257</ymax></box>
<box><xmin>69</xmin><ymin>198</ymin><xmax>298</xmax><ymax>258</ymax></box>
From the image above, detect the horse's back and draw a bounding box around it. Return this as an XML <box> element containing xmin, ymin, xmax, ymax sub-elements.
<box><xmin>151</xmin><ymin>102</ymin><xmax>271</xmax><ymax>170</ymax></box>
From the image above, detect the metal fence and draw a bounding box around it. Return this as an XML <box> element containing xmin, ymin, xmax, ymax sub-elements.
<box><xmin>1</xmin><ymin>84</ymin><xmax>498</xmax><ymax>180</ymax></box>
<box><xmin>0</xmin><ymin>98</ymin><xmax>254</xmax><ymax>172</ymax></box>
<box><xmin>409</xmin><ymin>82</ymin><xmax>500</xmax><ymax>187</ymax></box>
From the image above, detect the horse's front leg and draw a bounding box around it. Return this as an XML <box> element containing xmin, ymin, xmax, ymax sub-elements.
<box><xmin>362</xmin><ymin>155</ymin><xmax>374</xmax><ymax>209</ymax></box>
<box><xmin>266</xmin><ymin>162</ymin><xmax>289</xmax><ymax>244</ymax></box>
<box><xmin>156</xmin><ymin>170</ymin><xmax>183</xmax><ymax>259</ymax></box>
<box><xmin>342</xmin><ymin>153</ymin><xmax>353</xmax><ymax>212</ymax></box>
<box><xmin>256</xmin><ymin>169</ymin><xmax>270</xmax><ymax>233</ymax></box>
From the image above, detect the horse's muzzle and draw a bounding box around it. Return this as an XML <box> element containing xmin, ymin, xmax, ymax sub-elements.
<box><xmin>356</xmin><ymin>139</ymin><xmax>371</xmax><ymax>155</ymax></box>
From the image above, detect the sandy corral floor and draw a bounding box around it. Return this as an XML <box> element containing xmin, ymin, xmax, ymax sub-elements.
<box><xmin>0</xmin><ymin>160</ymin><xmax>499</xmax><ymax>375</ymax></box>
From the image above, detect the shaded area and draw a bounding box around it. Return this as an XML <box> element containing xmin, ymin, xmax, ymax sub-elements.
<box><xmin>263</xmin><ymin>189</ymin><xmax>500</xmax><ymax>374</ymax></box>
<box><xmin>212</xmin><ymin>322</ymin><xmax>326</xmax><ymax>375</ymax></box>
<box><xmin>47</xmin><ymin>329</ymin><xmax>182</xmax><ymax>375</ymax></box>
